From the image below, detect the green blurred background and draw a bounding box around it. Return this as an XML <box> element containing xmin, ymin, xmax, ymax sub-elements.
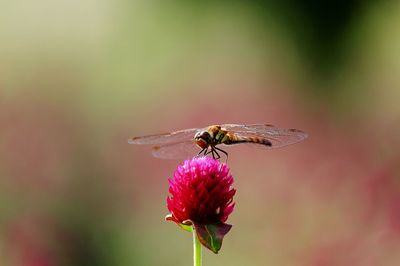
<box><xmin>1</xmin><ymin>1</ymin><xmax>400</xmax><ymax>265</ymax></box>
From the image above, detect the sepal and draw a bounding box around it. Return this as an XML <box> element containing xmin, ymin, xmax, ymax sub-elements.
<box><xmin>193</xmin><ymin>222</ymin><xmax>232</xmax><ymax>254</ymax></box>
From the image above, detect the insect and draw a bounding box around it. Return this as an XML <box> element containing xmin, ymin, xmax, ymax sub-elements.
<box><xmin>128</xmin><ymin>124</ymin><xmax>308</xmax><ymax>160</ymax></box>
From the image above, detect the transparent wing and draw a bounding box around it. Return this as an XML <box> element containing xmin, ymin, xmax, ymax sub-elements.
<box><xmin>151</xmin><ymin>140</ymin><xmax>200</xmax><ymax>159</ymax></box>
<box><xmin>222</xmin><ymin>124</ymin><xmax>308</xmax><ymax>148</ymax></box>
<box><xmin>222</xmin><ymin>124</ymin><xmax>277</xmax><ymax>131</ymax></box>
<box><xmin>128</xmin><ymin>128</ymin><xmax>200</xmax><ymax>145</ymax></box>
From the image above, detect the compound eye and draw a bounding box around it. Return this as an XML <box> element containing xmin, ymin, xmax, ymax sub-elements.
<box><xmin>200</xmin><ymin>131</ymin><xmax>211</xmax><ymax>140</ymax></box>
<box><xmin>195</xmin><ymin>131</ymin><xmax>210</xmax><ymax>141</ymax></box>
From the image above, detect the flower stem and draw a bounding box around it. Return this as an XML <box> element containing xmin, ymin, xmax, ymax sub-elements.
<box><xmin>193</xmin><ymin>227</ymin><xmax>202</xmax><ymax>266</ymax></box>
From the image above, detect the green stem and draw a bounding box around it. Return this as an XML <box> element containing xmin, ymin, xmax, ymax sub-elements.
<box><xmin>193</xmin><ymin>227</ymin><xmax>202</xmax><ymax>266</ymax></box>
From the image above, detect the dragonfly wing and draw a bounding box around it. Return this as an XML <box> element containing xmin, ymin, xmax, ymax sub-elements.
<box><xmin>151</xmin><ymin>140</ymin><xmax>201</xmax><ymax>159</ymax></box>
<box><xmin>128</xmin><ymin>128</ymin><xmax>200</xmax><ymax>145</ymax></box>
<box><xmin>222</xmin><ymin>124</ymin><xmax>308</xmax><ymax>148</ymax></box>
<box><xmin>222</xmin><ymin>123</ymin><xmax>277</xmax><ymax>131</ymax></box>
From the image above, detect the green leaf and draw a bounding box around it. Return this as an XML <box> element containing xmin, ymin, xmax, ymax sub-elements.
<box><xmin>178</xmin><ymin>223</ymin><xmax>193</xmax><ymax>232</ymax></box>
<box><xmin>165</xmin><ymin>214</ymin><xmax>193</xmax><ymax>232</ymax></box>
<box><xmin>193</xmin><ymin>223</ymin><xmax>232</xmax><ymax>254</ymax></box>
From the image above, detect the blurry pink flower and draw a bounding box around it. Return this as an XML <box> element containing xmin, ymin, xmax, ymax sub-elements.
<box><xmin>365</xmin><ymin>161</ymin><xmax>400</xmax><ymax>234</ymax></box>
<box><xmin>7</xmin><ymin>216</ymin><xmax>59</xmax><ymax>266</ymax></box>
<box><xmin>166</xmin><ymin>156</ymin><xmax>236</xmax><ymax>253</ymax></box>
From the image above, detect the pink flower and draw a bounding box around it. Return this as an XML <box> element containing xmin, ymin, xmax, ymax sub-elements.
<box><xmin>166</xmin><ymin>156</ymin><xmax>236</xmax><ymax>253</ymax></box>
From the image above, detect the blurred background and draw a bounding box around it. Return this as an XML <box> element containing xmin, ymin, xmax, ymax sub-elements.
<box><xmin>1</xmin><ymin>1</ymin><xmax>400</xmax><ymax>265</ymax></box>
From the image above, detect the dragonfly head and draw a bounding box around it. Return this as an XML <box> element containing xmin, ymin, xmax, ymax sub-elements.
<box><xmin>194</xmin><ymin>130</ymin><xmax>212</xmax><ymax>149</ymax></box>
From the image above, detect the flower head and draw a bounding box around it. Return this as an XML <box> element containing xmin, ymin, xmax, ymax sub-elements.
<box><xmin>166</xmin><ymin>156</ymin><xmax>236</xmax><ymax>253</ymax></box>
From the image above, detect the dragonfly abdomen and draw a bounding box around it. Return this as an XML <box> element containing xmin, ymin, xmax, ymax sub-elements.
<box><xmin>223</xmin><ymin>134</ymin><xmax>272</xmax><ymax>147</ymax></box>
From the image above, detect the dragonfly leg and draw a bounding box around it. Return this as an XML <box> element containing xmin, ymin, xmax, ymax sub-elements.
<box><xmin>204</xmin><ymin>147</ymin><xmax>217</xmax><ymax>158</ymax></box>
<box><xmin>214</xmin><ymin>146</ymin><xmax>228</xmax><ymax>163</ymax></box>
<box><xmin>212</xmin><ymin>147</ymin><xmax>221</xmax><ymax>160</ymax></box>
<box><xmin>202</xmin><ymin>147</ymin><xmax>214</xmax><ymax>157</ymax></box>
<box><xmin>197</xmin><ymin>147</ymin><xmax>207</xmax><ymax>157</ymax></box>
<box><xmin>210</xmin><ymin>149</ymin><xmax>216</xmax><ymax>159</ymax></box>
<box><xmin>203</xmin><ymin>146</ymin><xmax>223</xmax><ymax>160</ymax></box>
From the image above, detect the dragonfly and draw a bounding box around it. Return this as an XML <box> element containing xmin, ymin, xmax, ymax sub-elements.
<box><xmin>128</xmin><ymin>124</ymin><xmax>308</xmax><ymax>160</ymax></box>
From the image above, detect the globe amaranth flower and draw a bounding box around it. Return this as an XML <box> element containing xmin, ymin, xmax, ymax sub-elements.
<box><xmin>166</xmin><ymin>156</ymin><xmax>236</xmax><ymax>253</ymax></box>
